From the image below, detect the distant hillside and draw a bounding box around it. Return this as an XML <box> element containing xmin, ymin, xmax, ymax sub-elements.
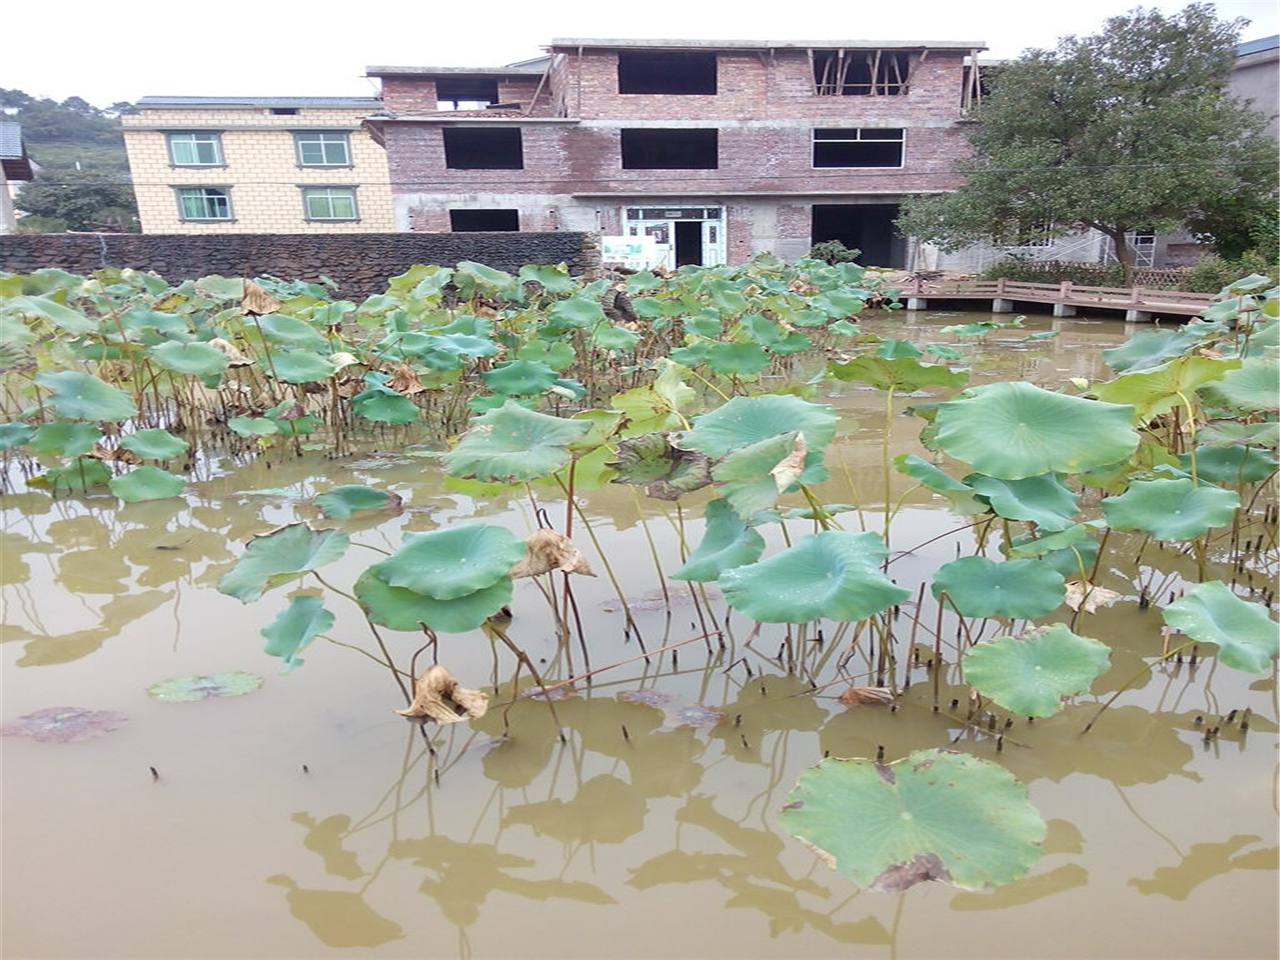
<box><xmin>1</xmin><ymin>89</ymin><xmax>138</xmax><ymax>231</ymax></box>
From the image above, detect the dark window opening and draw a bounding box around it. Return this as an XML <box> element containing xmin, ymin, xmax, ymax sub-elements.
<box><xmin>811</xmin><ymin>204</ymin><xmax>906</xmax><ymax>268</ymax></box>
<box><xmin>620</xmin><ymin>128</ymin><xmax>717</xmax><ymax>169</ymax></box>
<box><xmin>617</xmin><ymin>52</ymin><xmax>717</xmax><ymax>95</ymax></box>
<box><xmin>442</xmin><ymin>127</ymin><xmax>523</xmax><ymax>169</ymax></box>
<box><xmin>813</xmin><ymin>128</ymin><xmax>904</xmax><ymax>168</ymax></box>
<box><xmin>270</xmin><ymin>107</ymin><xmax>300</xmax><ymax>115</ymax></box>
<box><xmin>813</xmin><ymin>51</ymin><xmax>910</xmax><ymax>95</ymax></box>
<box><xmin>450</xmin><ymin>209</ymin><xmax>520</xmax><ymax>231</ymax></box>
<box><xmin>436</xmin><ymin>78</ymin><xmax>501</xmax><ymax>111</ymax></box>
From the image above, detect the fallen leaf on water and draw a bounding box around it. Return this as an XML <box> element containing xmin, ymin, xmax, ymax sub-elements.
<box><xmin>510</xmin><ymin>529</ymin><xmax>595</xmax><ymax>579</ymax></box>
<box><xmin>396</xmin><ymin>665</ymin><xmax>489</xmax><ymax>723</ymax></box>
<box><xmin>1064</xmin><ymin>581</ymin><xmax>1122</xmax><ymax>614</ymax></box>
<box><xmin>2</xmin><ymin>706</ymin><xmax>128</xmax><ymax>743</ymax></box>
<box><xmin>87</xmin><ymin>443</ymin><xmax>141</xmax><ymax>465</ymax></box>
<box><xmin>839</xmin><ymin>686</ymin><xmax>895</xmax><ymax>707</ymax></box>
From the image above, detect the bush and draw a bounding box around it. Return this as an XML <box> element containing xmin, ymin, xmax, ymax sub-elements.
<box><xmin>808</xmin><ymin>240</ymin><xmax>862</xmax><ymax>265</ymax></box>
<box><xmin>979</xmin><ymin>257</ymin><xmax>1125</xmax><ymax>287</ymax></box>
<box><xmin>15</xmin><ymin>215</ymin><xmax>68</xmax><ymax>234</ymax></box>
<box><xmin>1181</xmin><ymin>251</ymin><xmax>1278</xmax><ymax>293</ymax></box>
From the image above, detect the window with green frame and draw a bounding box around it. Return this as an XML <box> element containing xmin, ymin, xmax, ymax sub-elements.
<box><xmin>295</xmin><ymin>131</ymin><xmax>351</xmax><ymax>166</ymax></box>
<box><xmin>176</xmin><ymin>187</ymin><xmax>232</xmax><ymax>220</ymax></box>
<box><xmin>302</xmin><ymin>187</ymin><xmax>358</xmax><ymax>221</ymax></box>
<box><xmin>167</xmin><ymin>132</ymin><xmax>223</xmax><ymax>166</ymax></box>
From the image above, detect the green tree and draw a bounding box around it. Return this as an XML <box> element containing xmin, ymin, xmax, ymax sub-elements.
<box><xmin>16</xmin><ymin>171</ymin><xmax>138</xmax><ymax>232</ymax></box>
<box><xmin>896</xmin><ymin>4</ymin><xmax>1279</xmax><ymax>283</ymax></box>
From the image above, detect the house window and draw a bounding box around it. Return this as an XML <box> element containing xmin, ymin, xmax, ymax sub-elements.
<box><xmin>450</xmin><ymin>209</ymin><xmax>519</xmax><ymax>231</ymax></box>
<box><xmin>176</xmin><ymin>187</ymin><xmax>232</xmax><ymax>221</ymax></box>
<box><xmin>295</xmin><ymin>131</ymin><xmax>351</xmax><ymax>166</ymax></box>
<box><xmin>442</xmin><ymin>127</ymin><xmax>523</xmax><ymax>169</ymax></box>
<box><xmin>270</xmin><ymin>107</ymin><xmax>300</xmax><ymax>115</ymax></box>
<box><xmin>1013</xmin><ymin>221</ymin><xmax>1055</xmax><ymax>247</ymax></box>
<box><xmin>436</xmin><ymin>78</ymin><xmax>500</xmax><ymax>111</ymax></box>
<box><xmin>167</xmin><ymin>132</ymin><xmax>223</xmax><ymax>166</ymax></box>
<box><xmin>813</xmin><ymin>51</ymin><xmax>911</xmax><ymax>95</ymax></box>
<box><xmin>302</xmin><ymin>187</ymin><xmax>358</xmax><ymax>221</ymax></box>
<box><xmin>617</xmin><ymin>52</ymin><xmax>717</xmax><ymax>95</ymax></box>
<box><xmin>620</xmin><ymin>129</ymin><xmax>718</xmax><ymax>169</ymax></box>
<box><xmin>812</xmin><ymin>128</ymin><xmax>904</xmax><ymax>168</ymax></box>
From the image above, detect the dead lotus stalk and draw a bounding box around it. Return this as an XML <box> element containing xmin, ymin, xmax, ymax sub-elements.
<box><xmin>396</xmin><ymin>665</ymin><xmax>489</xmax><ymax>723</ymax></box>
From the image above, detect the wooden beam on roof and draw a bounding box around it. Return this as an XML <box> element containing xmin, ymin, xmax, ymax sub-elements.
<box><xmin>807</xmin><ymin>48</ymin><xmax>818</xmax><ymax>95</ymax></box>
<box><xmin>524</xmin><ymin>55</ymin><xmax>553</xmax><ymax>116</ymax></box>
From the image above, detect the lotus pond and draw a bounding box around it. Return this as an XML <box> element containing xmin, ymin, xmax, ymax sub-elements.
<box><xmin>1</xmin><ymin>260</ymin><xmax>1278</xmax><ymax>959</ymax></box>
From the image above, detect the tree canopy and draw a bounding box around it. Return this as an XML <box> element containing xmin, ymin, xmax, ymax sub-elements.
<box><xmin>896</xmin><ymin>4</ymin><xmax>1279</xmax><ymax>280</ymax></box>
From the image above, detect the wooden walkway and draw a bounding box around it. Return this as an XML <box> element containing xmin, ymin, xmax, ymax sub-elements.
<box><xmin>903</xmin><ymin>278</ymin><xmax>1214</xmax><ymax>321</ymax></box>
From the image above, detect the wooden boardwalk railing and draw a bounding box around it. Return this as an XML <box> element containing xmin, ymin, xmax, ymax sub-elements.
<box><xmin>904</xmin><ymin>277</ymin><xmax>1215</xmax><ymax>320</ymax></box>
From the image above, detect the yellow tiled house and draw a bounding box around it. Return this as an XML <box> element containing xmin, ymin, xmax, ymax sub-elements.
<box><xmin>123</xmin><ymin>96</ymin><xmax>393</xmax><ymax>233</ymax></box>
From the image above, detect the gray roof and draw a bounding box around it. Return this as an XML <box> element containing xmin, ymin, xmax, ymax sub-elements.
<box><xmin>0</xmin><ymin>120</ymin><xmax>22</xmax><ymax>159</ymax></box>
<box><xmin>549</xmin><ymin>38</ymin><xmax>987</xmax><ymax>51</ymax></box>
<box><xmin>135</xmin><ymin>96</ymin><xmax>381</xmax><ymax>110</ymax></box>
<box><xmin>1238</xmin><ymin>35</ymin><xmax>1279</xmax><ymax>57</ymax></box>
<box><xmin>366</xmin><ymin>64</ymin><xmax>546</xmax><ymax>77</ymax></box>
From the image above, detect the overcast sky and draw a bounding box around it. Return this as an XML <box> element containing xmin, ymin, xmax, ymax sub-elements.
<box><xmin>5</xmin><ymin>0</ymin><xmax>1278</xmax><ymax>104</ymax></box>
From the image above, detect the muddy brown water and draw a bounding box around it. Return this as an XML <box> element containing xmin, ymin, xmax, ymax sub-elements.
<box><xmin>3</xmin><ymin>311</ymin><xmax>1277</xmax><ymax>959</ymax></box>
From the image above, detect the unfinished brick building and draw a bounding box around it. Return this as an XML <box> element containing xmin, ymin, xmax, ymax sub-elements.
<box><xmin>367</xmin><ymin>38</ymin><xmax>986</xmax><ymax>269</ymax></box>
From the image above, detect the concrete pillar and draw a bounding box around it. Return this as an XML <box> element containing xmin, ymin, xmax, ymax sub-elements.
<box><xmin>1053</xmin><ymin>302</ymin><xmax>1077</xmax><ymax>317</ymax></box>
<box><xmin>1125</xmin><ymin>309</ymin><xmax>1153</xmax><ymax>323</ymax></box>
<box><xmin>991</xmin><ymin>298</ymin><xmax>1014</xmax><ymax>313</ymax></box>
<box><xmin>907</xmin><ymin>297</ymin><xmax>928</xmax><ymax>310</ymax></box>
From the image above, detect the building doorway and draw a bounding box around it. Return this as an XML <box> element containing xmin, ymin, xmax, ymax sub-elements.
<box><xmin>622</xmin><ymin>206</ymin><xmax>726</xmax><ymax>270</ymax></box>
<box><xmin>811</xmin><ymin>203</ymin><xmax>906</xmax><ymax>267</ymax></box>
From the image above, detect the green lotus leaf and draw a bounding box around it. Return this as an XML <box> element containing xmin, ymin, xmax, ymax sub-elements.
<box><xmin>548</xmin><ymin>296</ymin><xmax>606</xmax><ymax>329</ymax></box>
<box><xmin>227</xmin><ymin>416</ymin><xmax>280</xmax><ymax>437</ymax></box>
<box><xmin>772</xmin><ymin>331</ymin><xmax>814</xmax><ymax>355</ymax></box>
<box><xmin>1103</xmin><ymin>330</ymin><xmax>1199</xmax><ymax>372</ymax></box>
<box><xmin>963</xmin><ymin>624</ymin><xmax>1111</xmax><ymax>717</ymax></box>
<box><xmin>829</xmin><ymin>320</ymin><xmax>861</xmax><ymax>337</ymax></box>
<box><xmin>779</xmin><ymin>749</ymin><xmax>1045</xmax><ymax>891</ymax></box>
<box><xmin>1102</xmin><ymin>477</ymin><xmax>1239</xmax><ymax>541</ymax></box>
<box><xmin>966</xmin><ymin>473</ymin><xmax>1080</xmax><ymax>532</ymax></box>
<box><xmin>894</xmin><ymin>454</ymin><xmax>985</xmax><ymax>515</ymax></box>
<box><xmin>483</xmin><ymin>359</ymin><xmax>558</xmax><ymax>396</ymax></box>
<box><xmin>1196</xmin><ymin>420</ymin><xmax>1280</xmax><ymax>449</ymax></box>
<box><xmin>712</xmin><ymin>432</ymin><xmax>806</xmax><ymax>517</ymax></box>
<box><xmin>829</xmin><ymin>356</ymin><xmax>969</xmax><ymax>392</ymax></box>
<box><xmin>354</xmin><ymin>568</ymin><xmax>513</xmax><ymax>633</ymax></box>
<box><xmin>35</xmin><ymin>371</ymin><xmax>137</xmax><ymax>421</ymax></box>
<box><xmin>679</xmin><ymin>394</ymin><xmax>838</xmax><ymax>460</ymax></box>
<box><xmin>30</xmin><ymin>422</ymin><xmax>101</xmax><ymax>457</ymax></box>
<box><xmin>789</xmin><ymin>308</ymin><xmax>831</xmax><ymax>328</ymax></box>
<box><xmin>591</xmin><ymin>324</ymin><xmax>641</xmax><ymax>352</ymax></box>
<box><xmin>217</xmin><ymin>523</ymin><xmax>350</xmax><ymax>602</ymax></box>
<box><xmin>120</xmin><ymin>307</ymin><xmax>189</xmax><ymax>337</ymax></box>
<box><xmin>119</xmin><ymin>428</ymin><xmax>189</xmax><ymax>461</ymax></box>
<box><xmin>940</xmin><ymin>322</ymin><xmax>1000</xmax><ymax>337</ymax></box>
<box><xmin>0</xmin><ymin>422</ymin><xmax>35</xmax><ymax>450</ymax></box>
<box><xmin>2</xmin><ymin>294</ymin><xmax>98</xmax><ymax>335</ymax></box>
<box><xmin>931</xmin><ymin>556</ymin><xmax>1065</xmax><ymax>620</ymax></box>
<box><xmin>703</xmin><ymin>341</ymin><xmax>771</xmax><ymax>377</ymax></box>
<box><xmin>148</xmin><ymin>671</ymin><xmax>263</xmax><ymax>702</ymax></box>
<box><xmin>607</xmin><ymin>432</ymin><xmax>713</xmax><ymax>501</ymax></box>
<box><xmin>517</xmin><ymin>338</ymin><xmax>575</xmax><ymax>371</ymax></box>
<box><xmin>933</xmin><ymin>382</ymin><xmax>1139</xmax><ymax>480</ymax></box>
<box><xmin>1007</xmin><ymin>530</ymin><xmax>1100</xmax><ymax>581</ymax></box>
<box><xmin>109</xmin><ymin>466</ymin><xmax>186</xmax><ymax>503</ymax></box>
<box><xmin>314</xmin><ymin>484</ymin><xmax>403</xmax><ymax>519</ymax></box>
<box><xmin>876</xmin><ymin>339</ymin><xmax>923</xmax><ymax>359</ymax></box>
<box><xmin>567</xmin><ymin>409</ymin><xmax>622</xmax><ymax>453</ymax></box>
<box><xmin>149</xmin><ymin>340</ymin><xmax>231</xmax><ymax>378</ymax></box>
<box><xmin>256</xmin><ymin>314</ymin><xmax>328</xmax><ymax>351</ymax></box>
<box><xmin>1180</xmin><ymin>444</ymin><xmax>1278</xmax><ymax>485</ymax></box>
<box><xmin>445</xmin><ymin>401</ymin><xmax>590</xmax><ymax>482</ymax></box>
<box><xmin>1092</xmin><ymin>356</ymin><xmax>1241</xmax><ymax>420</ymax></box>
<box><xmin>29</xmin><ymin>456</ymin><xmax>111</xmax><ymax>492</ymax></box>
<box><xmin>261</xmin><ymin>594</ymin><xmax>334</xmax><ymax>670</ymax></box>
<box><xmin>352</xmin><ymin>386</ymin><xmax>420</xmax><ymax>425</ymax></box>
<box><xmin>432</xmin><ymin>333</ymin><xmax>499</xmax><ymax>359</ymax></box>
<box><xmin>1006</xmin><ymin>521</ymin><xmax>1104</xmax><ymax>560</ymax></box>
<box><xmin>518</xmin><ymin>263</ymin><xmax>577</xmax><ymax>294</ymax></box>
<box><xmin>923</xmin><ymin>343</ymin><xmax>964</xmax><ymax>362</ymax></box>
<box><xmin>268</xmin><ymin>349</ymin><xmax>336</xmax><ymax>384</ymax></box>
<box><xmin>720</xmin><ymin>531</ymin><xmax>909</xmax><ymax>624</ymax></box>
<box><xmin>1162</xmin><ymin>581</ymin><xmax>1278</xmax><ymax>673</ymax></box>
<box><xmin>671</xmin><ymin>498</ymin><xmax>767</xmax><ymax>582</ymax></box>
<box><xmin>811</xmin><ymin>288</ymin><xmax>865</xmax><ymax>319</ymax></box>
<box><xmin>371</xmin><ymin>524</ymin><xmax>524</xmax><ymax>600</ymax></box>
